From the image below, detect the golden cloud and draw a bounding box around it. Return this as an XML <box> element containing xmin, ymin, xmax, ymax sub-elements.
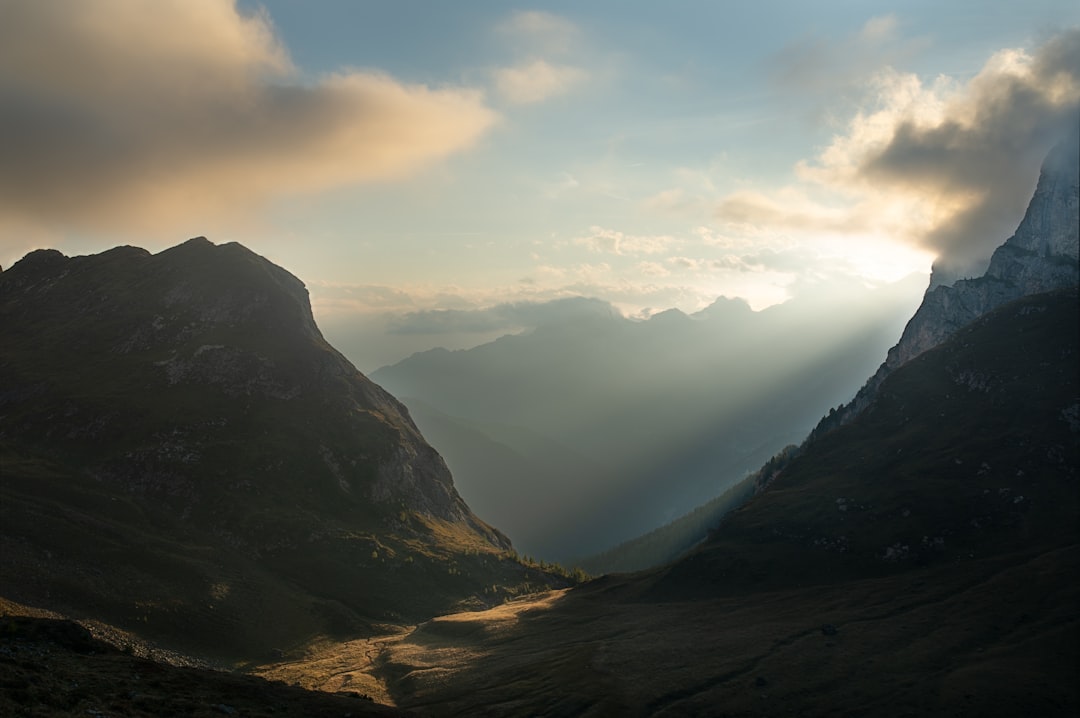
<box><xmin>0</xmin><ymin>0</ymin><xmax>498</xmax><ymax>235</ymax></box>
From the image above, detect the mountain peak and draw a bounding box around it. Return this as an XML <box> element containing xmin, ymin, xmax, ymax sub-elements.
<box><xmin>693</xmin><ymin>295</ymin><xmax>753</xmax><ymax>320</ymax></box>
<box><xmin>813</xmin><ymin>133</ymin><xmax>1079</xmax><ymax>436</ymax></box>
<box><xmin>889</xmin><ymin>134</ymin><xmax>1079</xmax><ymax>368</ymax></box>
<box><xmin>984</xmin><ymin>129</ymin><xmax>1080</xmax><ymax>287</ymax></box>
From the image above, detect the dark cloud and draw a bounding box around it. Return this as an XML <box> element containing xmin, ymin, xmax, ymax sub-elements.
<box><xmin>860</xmin><ymin>29</ymin><xmax>1080</xmax><ymax>272</ymax></box>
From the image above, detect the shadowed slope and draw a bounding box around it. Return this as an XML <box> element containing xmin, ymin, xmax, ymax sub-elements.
<box><xmin>0</xmin><ymin>238</ymin><xmax>567</xmax><ymax>661</ymax></box>
<box><xmin>651</xmin><ymin>288</ymin><xmax>1078</xmax><ymax>599</ymax></box>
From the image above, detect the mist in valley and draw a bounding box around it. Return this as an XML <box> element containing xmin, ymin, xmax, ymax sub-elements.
<box><xmin>325</xmin><ymin>273</ymin><xmax>931</xmax><ymax>561</ymax></box>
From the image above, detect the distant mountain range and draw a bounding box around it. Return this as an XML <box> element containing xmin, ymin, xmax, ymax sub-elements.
<box><xmin>372</xmin><ymin>275</ymin><xmax>926</xmax><ymax>560</ymax></box>
<box><xmin>0</xmin><ymin>238</ymin><xmax>568</xmax><ymax>661</ymax></box>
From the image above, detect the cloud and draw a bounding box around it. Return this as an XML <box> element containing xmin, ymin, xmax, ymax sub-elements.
<box><xmin>642</xmin><ymin>187</ymin><xmax>715</xmax><ymax>218</ymax></box>
<box><xmin>720</xmin><ymin>29</ymin><xmax>1080</xmax><ymax>274</ymax></box>
<box><xmin>859</xmin><ymin>43</ymin><xmax>1078</xmax><ymax>269</ymax></box>
<box><xmin>309</xmin><ymin>282</ymin><xmax>420</xmax><ymax>315</ymax></box>
<box><xmin>0</xmin><ymin>0</ymin><xmax>497</xmax><ymax>237</ymax></box>
<box><xmin>715</xmin><ymin>189</ymin><xmax>877</xmax><ymax>235</ymax></box>
<box><xmin>767</xmin><ymin>14</ymin><xmax>919</xmax><ymax>107</ymax></box>
<box><xmin>494</xmin><ymin>59</ymin><xmax>586</xmax><ymax>104</ymax></box>
<box><xmin>637</xmin><ymin>261</ymin><xmax>671</xmax><ymax>277</ymax></box>
<box><xmin>492</xmin><ymin>10</ymin><xmax>586</xmax><ymax>105</ymax></box>
<box><xmin>575</xmin><ymin>226</ymin><xmax>678</xmax><ymax>256</ymax></box>
<box><xmin>498</xmin><ymin>10</ymin><xmax>580</xmax><ymax>53</ymax></box>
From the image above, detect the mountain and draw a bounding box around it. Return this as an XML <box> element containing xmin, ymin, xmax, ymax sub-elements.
<box><xmin>0</xmin><ymin>238</ymin><xmax>567</xmax><ymax>661</ymax></box>
<box><xmin>650</xmin><ymin>286</ymin><xmax>1079</xmax><ymax>597</ymax></box>
<box><xmin>288</xmin><ymin>286</ymin><xmax>1078</xmax><ymax>717</ymax></box>
<box><xmin>829</xmin><ymin>130</ymin><xmax>1079</xmax><ymax>428</ymax></box>
<box><xmin>372</xmin><ymin>275</ymin><xmax>926</xmax><ymax>560</ymax></box>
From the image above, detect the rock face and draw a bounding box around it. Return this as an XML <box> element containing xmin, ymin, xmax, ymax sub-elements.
<box><xmin>0</xmin><ymin>238</ymin><xmax>559</xmax><ymax>659</ymax></box>
<box><xmin>819</xmin><ymin>132</ymin><xmax>1079</xmax><ymax>431</ymax></box>
<box><xmin>889</xmin><ymin>132</ymin><xmax>1079</xmax><ymax>369</ymax></box>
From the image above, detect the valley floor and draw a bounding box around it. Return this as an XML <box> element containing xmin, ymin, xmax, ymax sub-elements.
<box><xmin>3</xmin><ymin>544</ymin><xmax>1075</xmax><ymax>717</ymax></box>
<box><xmin>256</xmin><ymin>545</ymin><xmax>1079</xmax><ymax>717</ymax></box>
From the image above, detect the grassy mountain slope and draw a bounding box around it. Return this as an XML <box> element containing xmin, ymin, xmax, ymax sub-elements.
<box><xmin>0</xmin><ymin>238</ymin><xmax>568</xmax><ymax>662</ymax></box>
<box><xmin>649</xmin><ymin>287</ymin><xmax>1078</xmax><ymax>599</ymax></box>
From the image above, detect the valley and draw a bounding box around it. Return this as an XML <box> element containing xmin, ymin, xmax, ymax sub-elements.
<box><xmin>259</xmin><ymin>547</ymin><xmax>1078</xmax><ymax>717</ymax></box>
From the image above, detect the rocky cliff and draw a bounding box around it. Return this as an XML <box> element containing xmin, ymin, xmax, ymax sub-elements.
<box><xmin>815</xmin><ymin>131</ymin><xmax>1079</xmax><ymax>434</ymax></box>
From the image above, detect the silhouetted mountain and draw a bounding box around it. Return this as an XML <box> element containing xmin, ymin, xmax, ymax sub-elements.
<box><xmin>0</xmin><ymin>238</ymin><xmax>567</xmax><ymax>661</ymax></box>
<box><xmin>372</xmin><ymin>275</ymin><xmax>925</xmax><ymax>559</ymax></box>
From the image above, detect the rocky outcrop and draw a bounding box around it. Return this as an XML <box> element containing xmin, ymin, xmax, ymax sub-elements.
<box><xmin>816</xmin><ymin>132</ymin><xmax>1079</xmax><ymax>434</ymax></box>
<box><xmin>888</xmin><ymin>132</ymin><xmax>1078</xmax><ymax>369</ymax></box>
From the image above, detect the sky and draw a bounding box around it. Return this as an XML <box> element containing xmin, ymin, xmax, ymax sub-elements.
<box><xmin>2</xmin><ymin>1</ymin><xmax>1078</xmax><ymax>370</ymax></box>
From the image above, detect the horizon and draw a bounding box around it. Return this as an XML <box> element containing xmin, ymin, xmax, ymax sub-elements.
<box><xmin>2</xmin><ymin>1</ymin><xmax>1079</xmax><ymax>369</ymax></box>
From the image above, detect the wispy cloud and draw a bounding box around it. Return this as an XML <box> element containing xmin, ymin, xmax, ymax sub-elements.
<box><xmin>498</xmin><ymin>10</ymin><xmax>580</xmax><ymax>53</ymax></box>
<box><xmin>637</xmin><ymin>261</ymin><xmax>671</xmax><ymax>277</ymax></box>
<box><xmin>575</xmin><ymin>226</ymin><xmax>678</xmax><ymax>256</ymax></box>
<box><xmin>0</xmin><ymin>0</ymin><xmax>497</xmax><ymax>237</ymax></box>
<box><xmin>492</xmin><ymin>10</ymin><xmax>587</xmax><ymax>105</ymax></box>
<box><xmin>766</xmin><ymin>13</ymin><xmax>923</xmax><ymax>114</ymax></box>
<box><xmin>494</xmin><ymin>59</ymin><xmax>587</xmax><ymax>104</ymax></box>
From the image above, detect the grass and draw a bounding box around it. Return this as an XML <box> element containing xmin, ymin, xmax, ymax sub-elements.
<box><xmin>255</xmin><ymin>546</ymin><xmax>1078</xmax><ymax>717</ymax></box>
